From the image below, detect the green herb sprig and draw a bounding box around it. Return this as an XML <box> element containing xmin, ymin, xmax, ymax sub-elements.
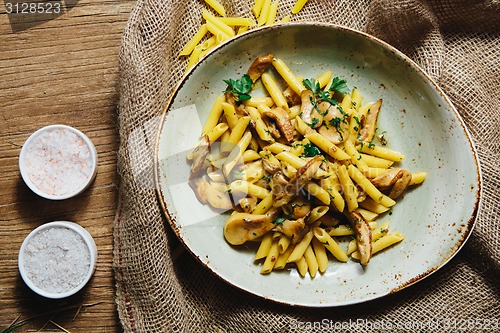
<box><xmin>223</xmin><ymin>74</ymin><xmax>253</xmax><ymax>105</ymax></box>
<box><xmin>302</xmin><ymin>76</ymin><xmax>350</xmax><ymax>114</ymax></box>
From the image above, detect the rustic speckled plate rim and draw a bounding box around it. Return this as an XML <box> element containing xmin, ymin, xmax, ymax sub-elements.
<box><xmin>154</xmin><ymin>22</ymin><xmax>482</xmax><ymax>307</ymax></box>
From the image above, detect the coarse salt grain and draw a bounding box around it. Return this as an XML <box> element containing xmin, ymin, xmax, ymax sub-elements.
<box><xmin>23</xmin><ymin>127</ymin><xmax>93</xmax><ymax>197</ymax></box>
<box><xmin>23</xmin><ymin>226</ymin><xmax>91</xmax><ymax>294</ymax></box>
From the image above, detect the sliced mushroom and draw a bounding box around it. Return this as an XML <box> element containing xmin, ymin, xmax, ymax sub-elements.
<box><xmin>317</xmin><ymin>101</ymin><xmax>349</xmax><ymax>144</ymax></box>
<box><xmin>371</xmin><ymin>168</ymin><xmax>403</xmax><ymax>189</ymax></box>
<box><xmin>282</xmin><ymin>196</ymin><xmax>311</xmax><ymax>219</ymax></box>
<box><xmin>359</xmin><ymin>99</ymin><xmax>382</xmax><ymax>142</ymax></box>
<box><xmin>389</xmin><ymin>169</ymin><xmax>412</xmax><ymax>199</ymax></box>
<box><xmin>189</xmin><ymin>178</ymin><xmax>233</xmax><ymax>210</ymax></box>
<box><xmin>189</xmin><ymin>178</ymin><xmax>209</xmax><ymax>204</ymax></box>
<box><xmin>274</xmin><ymin>217</ymin><xmax>308</xmax><ymax>244</ymax></box>
<box><xmin>189</xmin><ymin>135</ymin><xmax>210</xmax><ymax>180</ymax></box>
<box><xmin>263</xmin><ymin>107</ymin><xmax>294</xmax><ymax>143</ymax></box>
<box><xmin>239</xmin><ymin>196</ymin><xmax>258</xmax><ymax>213</ymax></box>
<box><xmin>270</xmin><ymin>171</ymin><xmax>289</xmax><ymax>196</ymax></box>
<box><xmin>344</xmin><ymin>210</ymin><xmax>372</xmax><ymax>265</ymax></box>
<box><xmin>247</xmin><ymin>54</ymin><xmax>274</xmax><ymax>83</ymax></box>
<box><xmin>224</xmin><ymin>208</ymin><xmax>278</xmax><ymax>245</ymax></box>
<box><xmin>260</xmin><ymin>149</ymin><xmax>281</xmax><ymax>174</ymax></box>
<box><xmin>299</xmin><ymin>90</ymin><xmax>322</xmax><ymax>129</ymax></box>
<box><xmin>263</xmin><ymin>116</ymin><xmax>281</xmax><ymax>139</ymax></box>
<box><xmin>274</xmin><ymin>155</ymin><xmax>324</xmax><ymax>207</ymax></box>
<box><xmin>317</xmin><ymin>213</ymin><xmax>341</xmax><ymax>227</ymax></box>
<box><xmin>283</xmin><ymin>86</ymin><xmax>301</xmax><ymax>106</ymax></box>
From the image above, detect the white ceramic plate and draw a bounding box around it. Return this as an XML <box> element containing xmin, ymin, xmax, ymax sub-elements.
<box><xmin>155</xmin><ymin>23</ymin><xmax>481</xmax><ymax>307</ymax></box>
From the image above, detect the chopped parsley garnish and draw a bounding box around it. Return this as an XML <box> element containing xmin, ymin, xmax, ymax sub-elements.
<box><xmin>353</xmin><ymin>115</ymin><xmax>361</xmax><ymax>126</ymax></box>
<box><xmin>303</xmin><ymin>142</ymin><xmax>321</xmax><ymax>157</ymax></box>
<box><xmin>223</xmin><ymin>74</ymin><xmax>252</xmax><ymax>105</ymax></box>
<box><xmin>272</xmin><ymin>217</ymin><xmax>286</xmax><ymax>226</ymax></box>
<box><xmin>310</xmin><ymin>117</ymin><xmax>320</xmax><ymax>128</ymax></box>
<box><xmin>328</xmin><ymin>117</ymin><xmax>343</xmax><ymax>128</ymax></box>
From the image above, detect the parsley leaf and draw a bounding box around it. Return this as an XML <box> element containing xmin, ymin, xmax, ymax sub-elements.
<box><xmin>223</xmin><ymin>74</ymin><xmax>252</xmax><ymax>105</ymax></box>
<box><xmin>303</xmin><ymin>142</ymin><xmax>321</xmax><ymax>157</ymax></box>
<box><xmin>272</xmin><ymin>217</ymin><xmax>286</xmax><ymax>226</ymax></box>
<box><xmin>329</xmin><ymin>77</ymin><xmax>350</xmax><ymax>94</ymax></box>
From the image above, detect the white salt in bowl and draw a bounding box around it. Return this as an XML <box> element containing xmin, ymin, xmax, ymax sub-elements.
<box><xmin>18</xmin><ymin>221</ymin><xmax>98</xmax><ymax>299</ymax></box>
<box><xmin>19</xmin><ymin>124</ymin><xmax>98</xmax><ymax>200</ymax></box>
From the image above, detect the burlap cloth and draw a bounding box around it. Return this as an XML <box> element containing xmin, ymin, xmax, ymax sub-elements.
<box><xmin>114</xmin><ymin>1</ymin><xmax>499</xmax><ymax>332</ymax></box>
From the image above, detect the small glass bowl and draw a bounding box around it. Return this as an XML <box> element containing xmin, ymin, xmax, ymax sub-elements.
<box><xmin>18</xmin><ymin>221</ymin><xmax>98</xmax><ymax>299</ymax></box>
<box><xmin>18</xmin><ymin>124</ymin><xmax>98</xmax><ymax>200</ymax></box>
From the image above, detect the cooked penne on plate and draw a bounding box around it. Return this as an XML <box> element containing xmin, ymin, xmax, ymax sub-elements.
<box><xmin>187</xmin><ymin>54</ymin><xmax>426</xmax><ymax>277</ymax></box>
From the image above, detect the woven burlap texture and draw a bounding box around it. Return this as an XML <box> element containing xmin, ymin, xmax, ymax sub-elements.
<box><xmin>115</xmin><ymin>0</ymin><xmax>499</xmax><ymax>332</ymax></box>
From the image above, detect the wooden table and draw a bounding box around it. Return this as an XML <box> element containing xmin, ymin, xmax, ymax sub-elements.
<box><xmin>1</xmin><ymin>1</ymin><xmax>134</xmax><ymax>331</ymax></box>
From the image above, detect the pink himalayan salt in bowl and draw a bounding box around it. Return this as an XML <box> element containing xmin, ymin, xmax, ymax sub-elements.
<box><xmin>19</xmin><ymin>124</ymin><xmax>98</xmax><ymax>200</ymax></box>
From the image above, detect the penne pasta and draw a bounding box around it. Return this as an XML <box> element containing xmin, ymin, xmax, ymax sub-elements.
<box><xmin>313</xmin><ymin>227</ymin><xmax>348</xmax><ymax>262</ymax></box>
<box><xmin>287</xmin><ymin>230</ymin><xmax>313</xmax><ymax>263</ymax></box>
<box><xmin>244</xmin><ymin>96</ymin><xmax>274</xmax><ymax>108</ymax></box>
<box><xmin>202</xmin><ymin>94</ymin><xmax>226</xmax><ymax>134</ymax></box>
<box><xmin>347</xmin><ymin>165</ymin><xmax>396</xmax><ymax>208</ymax></box>
<box><xmin>221</xmin><ymin>102</ymin><xmax>239</xmax><ymax>129</ymax></box>
<box><xmin>359</xmin><ymin>197</ymin><xmax>390</xmax><ymax>214</ymax></box>
<box><xmin>359</xmin><ymin>141</ymin><xmax>405</xmax><ymax>162</ymax></box>
<box><xmin>337</xmin><ymin>164</ymin><xmax>358</xmax><ymax>212</ymax></box>
<box><xmin>226</xmin><ymin>116</ymin><xmax>251</xmax><ymax>146</ymax></box>
<box><xmin>205</xmin><ymin>21</ymin><xmax>232</xmax><ymax>43</ymax></box>
<box><xmin>223</xmin><ymin>131</ymin><xmax>252</xmax><ymax>174</ymax></box>
<box><xmin>261</xmin><ymin>73</ymin><xmax>289</xmax><ymax>111</ymax></box>
<box><xmin>204</xmin><ymin>0</ymin><xmax>226</xmax><ymax>16</ymax></box>
<box><xmin>253</xmin><ymin>0</ymin><xmax>266</xmax><ymax>18</ymax></box>
<box><xmin>257</xmin><ymin>0</ymin><xmax>272</xmax><ymax>26</ymax></box>
<box><xmin>252</xmin><ymin>192</ymin><xmax>274</xmax><ymax>214</ymax></box>
<box><xmin>186</xmin><ymin>44</ymin><xmax>204</xmax><ymax>72</ymax></box>
<box><xmin>305</xmin><ymin>132</ymin><xmax>351</xmax><ymax>160</ymax></box>
<box><xmin>261</xmin><ymin>239</ymin><xmax>280</xmax><ymax>274</ymax></box>
<box><xmin>230</xmin><ymin>179</ymin><xmax>270</xmax><ymax>199</ymax></box>
<box><xmin>219</xmin><ymin>17</ymin><xmax>256</xmax><ymax>27</ymax></box>
<box><xmin>304</xmin><ymin>244</ymin><xmax>319</xmax><ymax>278</ymax></box>
<box><xmin>202</xmin><ymin>9</ymin><xmax>235</xmax><ymax>37</ymax></box>
<box><xmin>274</xmin><ymin>244</ymin><xmax>294</xmax><ymax>269</ymax></box>
<box><xmin>351</xmin><ymin>87</ymin><xmax>363</xmax><ymax>112</ymax></box>
<box><xmin>312</xmin><ymin>237</ymin><xmax>328</xmax><ymax>273</ymax></box>
<box><xmin>308</xmin><ymin>206</ymin><xmax>329</xmax><ymax>223</ymax></box>
<box><xmin>207</xmin><ymin>123</ymin><xmax>229</xmax><ymax>142</ymax></box>
<box><xmin>247</xmin><ymin>106</ymin><xmax>274</xmax><ymax>142</ymax></box>
<box><xmin>272</xmin><ymin>58</ymin><xmax>306</xmax><ymax>95</ymax></box>
<box><xmin>317</xmin><ymin>70</ymin><xmax>332</xmax><ymax>89</ymax></box>
<box><xmin>344</xmin><ymin>139</ymin><xmax>368</xmax><ymax>172</ymax></box>
<box><xmin>410</xmin><ymin>171</ymin><xmax>427</xmax><ymax>185</ymax></box>
<box><xmin>255</xmin><ymin>232</ymin><xmax>273</xmax><ymax>260</ymax></box>
<box><xmin>242</xmin><ymin>149</ymin><xmax>261</xmax><ymax>162</ymax></box>
<box><xmin>266</xmin><ymin>1</ymin><xmax>279</xmax><ymax>25</ymax></box>
<box><xmin>352</xmin><ymin>232</ymin><xmax>404</xmax><ymax>260</ymax></box>
<box><xmin>305</xmin><ymin>182</ymin><xmax>331</xmax><ymax>205</ymax></box>
<box><xmin>179</xmin><ymin>24</ymin><xmax>209</xmax><ymax>56</ymax></box>
<box><xmin>296</xmin><ymin>256</ymin><xmax>308</xmax><ymax>277</ymax></box>
<box><xmin>292</xmin><ymin>0</ymin><xmax>309</xmax><ymax>14</ymax></box>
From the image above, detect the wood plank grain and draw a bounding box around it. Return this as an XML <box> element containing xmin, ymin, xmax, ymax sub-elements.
<box><xmin>0</xmin><ymin>0</ymin><xmax>134</xmax><ymax>331</ymax></box>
